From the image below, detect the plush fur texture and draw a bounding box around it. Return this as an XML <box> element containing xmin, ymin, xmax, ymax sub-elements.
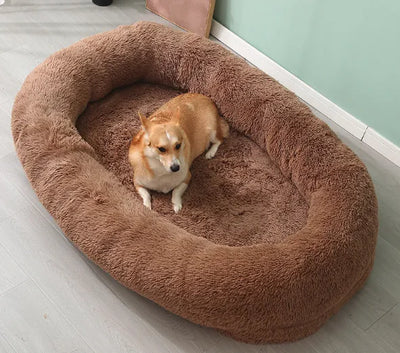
<box><xmin>11</xmin><ymin>22</ymin><xmax>378</xmax><ymax>343</ymax></box>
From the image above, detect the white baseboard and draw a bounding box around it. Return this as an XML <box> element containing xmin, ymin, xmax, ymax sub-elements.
<box><xmin>210</xmin><ymin>20</ymin><xmax>400</xmax><ymax>168</ymax></box>
<box><xmin>362</xmin><ymin>128</ymin><xmax>400</xmax><ymax>167</ymax></box>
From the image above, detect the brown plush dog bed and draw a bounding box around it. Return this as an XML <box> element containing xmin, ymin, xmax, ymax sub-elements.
<box><xmin>12</xmin><ymin>22</ymin><xmax>378</xmax><ymax>343</ymax></box>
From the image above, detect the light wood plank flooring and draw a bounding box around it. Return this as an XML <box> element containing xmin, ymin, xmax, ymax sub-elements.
<box><xmin>0</xmin><ymin>1</ymin><xmax>399</xmax><ymax>352</ymax></box>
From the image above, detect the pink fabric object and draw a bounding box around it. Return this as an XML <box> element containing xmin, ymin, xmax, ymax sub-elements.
<box><xmin>146</xmin><ymin>0</ymin><xmax>215</xmax><ymax>37</ymax></box>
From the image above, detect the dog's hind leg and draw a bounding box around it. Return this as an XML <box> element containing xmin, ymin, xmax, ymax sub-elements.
<box><xmin>205</xmin><ymin>139</ymin><xmax>221</xmax><ymax>159</ymax></box>
<box><xmin>205</xmin><ymin>118</ymin><xmax>228</xmax><ymax>160</ymax></box>
<box><xmin>205</xmin><ymin>130</ymin><xmax>221</xmax><ymax>159</ymax></box>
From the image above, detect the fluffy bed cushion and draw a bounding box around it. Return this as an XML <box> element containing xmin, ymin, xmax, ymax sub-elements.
<box><xmin>11</xmin><ymin>22</ymin><xmax>378</xmax><ymax>343</ymax></box>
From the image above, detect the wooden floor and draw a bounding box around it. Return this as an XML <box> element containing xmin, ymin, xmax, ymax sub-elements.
<box><xmin>1</xmin><ymin>1</ymin><xmax>400</xmax><ymax>352</ymax></box>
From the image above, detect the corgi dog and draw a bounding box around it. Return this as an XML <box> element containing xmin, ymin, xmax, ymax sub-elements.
<box><xmin>129</xmin><ymin>93</ymin><xmax>229</xmax><ymax>213</ymax></box>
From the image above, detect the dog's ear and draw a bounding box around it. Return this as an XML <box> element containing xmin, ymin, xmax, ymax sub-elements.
<box><xmin>138</xmin><ymin>112</ymin><xmax>149</xmax><ymax>131</ymax></box>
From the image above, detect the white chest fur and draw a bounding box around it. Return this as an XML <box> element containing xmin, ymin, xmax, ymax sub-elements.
<box><xmin>138</xmin><ymin>158</ymin><xmax>188</xmax><ymax>194</ymax></box>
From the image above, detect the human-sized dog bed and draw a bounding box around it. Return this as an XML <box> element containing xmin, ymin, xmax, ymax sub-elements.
<box><xmin>12</xmin><ymin>22</ymin><xmax>378</xmax><ymax>343</ymax></box>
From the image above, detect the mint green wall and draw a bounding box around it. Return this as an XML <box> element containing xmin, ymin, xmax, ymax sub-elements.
<box><xmin>214</xmin><ymin>0</ymin><xmax>400</xmax><ymax>146</ymax></box>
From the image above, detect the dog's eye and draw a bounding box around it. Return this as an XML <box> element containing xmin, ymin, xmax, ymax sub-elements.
<box><xmin>175</xmin><ymin>143</ymin><xmax>181</xmax><ymax>150</ymax></box>
<box><xmin>158</xmin><ymin>147</ymin><xmax>166</xmax><ymax>153</ymax></box>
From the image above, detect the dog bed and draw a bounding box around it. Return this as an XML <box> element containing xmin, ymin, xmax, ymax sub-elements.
<box><xmin>11</xmin><ymin>22</ymin><xmax>378</xmax><ymax>343</ymax></box>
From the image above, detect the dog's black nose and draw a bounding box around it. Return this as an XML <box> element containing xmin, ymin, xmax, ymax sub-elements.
<box><xmin>170</xmin><ymin>164</ymin><xmax>180</xmax><ymax>172</ymax></box>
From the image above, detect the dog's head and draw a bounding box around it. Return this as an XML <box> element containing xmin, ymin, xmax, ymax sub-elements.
<box><xmin>139</xmin><ymin>111</ymin><xmax>185</xmax><ymax>173</ymax></box>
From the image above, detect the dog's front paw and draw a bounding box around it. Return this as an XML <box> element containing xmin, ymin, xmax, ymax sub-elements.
<box><xmin>205</xmin><ymin>150</ymin><xmax>215</xmax><ymax>159</ymax></box>
<box><xmin>173</xmin><ymin>202</ymin><xmax>182</xmax><ymax>213</ymax></box>
<box><xmin>143</xmin><ymin>200</ymin><xmax>152</xmax><ymax>210</ymax></box>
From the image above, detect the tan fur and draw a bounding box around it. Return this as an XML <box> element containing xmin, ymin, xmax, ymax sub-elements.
<box><xmin>128</xmin><ymin>93</ymin><xmax>229</xmax><ymax>212</ymax></box>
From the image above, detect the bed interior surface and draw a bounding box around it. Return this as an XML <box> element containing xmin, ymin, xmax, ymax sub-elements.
<box><xmin>77</xmin><ymin>83</ymin><xmax>309</xmax><ymax>247</ymax></box>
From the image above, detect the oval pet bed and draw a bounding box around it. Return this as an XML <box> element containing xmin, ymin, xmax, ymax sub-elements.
<box><xmin>11</xmin><ymin>22</ymin><xmax>378</xmax><ymax>343</ymax></box>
